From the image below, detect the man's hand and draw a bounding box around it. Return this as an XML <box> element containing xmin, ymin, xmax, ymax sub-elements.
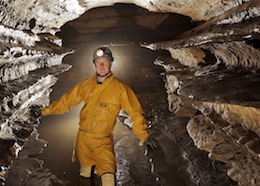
<box><xmin>143</xmin><ymin>136</ymin><xmax>159</xmax><ymax>155</ymax></box>
<box><xmin>30</xmin><ymin>105</ymin><xmax>42</xmax><ymax>118</ymax></box>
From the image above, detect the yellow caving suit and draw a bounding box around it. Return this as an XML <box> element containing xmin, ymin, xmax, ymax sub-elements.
<box><xmin>41</xmin><ymin>74</ymin><xmax>149</xmax><ymax>176</ymax></box>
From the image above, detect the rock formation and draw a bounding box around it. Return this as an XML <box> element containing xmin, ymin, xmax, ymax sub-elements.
<box><xmin>142</xmin><ymin>0</ymin><xmax>260</xmax><ymax>185</ymax></box>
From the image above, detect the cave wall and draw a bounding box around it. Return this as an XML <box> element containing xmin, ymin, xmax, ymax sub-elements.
<box><xmin>142</xmin><ymin>0</ymin><xmax>260</xmax><ymax>185</ymax></box>
<box><xmin>0</xmin><ymin>0</ymin><xmax>259</xmax><ymax>185</ymax></box>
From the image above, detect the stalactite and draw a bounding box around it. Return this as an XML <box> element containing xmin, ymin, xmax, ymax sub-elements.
<box><xmin>194</xmin><ymin>102</ymin><xmax>260</xmax><ymax>137</ymax></box>
<box><xmin>202</xmin><ymin>42</ymin><xmax>260</xmax><ymax>69</ymax></box>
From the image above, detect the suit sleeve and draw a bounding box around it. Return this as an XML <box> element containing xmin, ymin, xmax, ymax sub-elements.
<box><xmin>41</xmin><ymin>81</ymin><xmax>85</xmax><ymax>116</ymax></box>
<box><xmin>120</xmin><ymin>85</ymin><xmax>149</xmax><ymax>143</ymax></box>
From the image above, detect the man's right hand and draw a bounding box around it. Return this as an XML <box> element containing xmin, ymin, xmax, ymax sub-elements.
<box><xmin>30</xmin><ymin>105</ymin><xmax>42</xmax><ymax>118</ymax></box>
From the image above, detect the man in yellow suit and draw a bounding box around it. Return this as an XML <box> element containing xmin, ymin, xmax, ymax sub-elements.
<box><xmin>37</xmin><ymin>47</ymin><xmax>158</xmax><ymax>186</ymax></box>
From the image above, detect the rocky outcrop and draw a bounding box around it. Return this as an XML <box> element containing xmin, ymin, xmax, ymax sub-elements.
<box><xmin>187</xmin><ymin>115</ymin><xmax>260</xmax><ymax>185</ymax></box>
<box><xmin>0</xmin><ymin>4</ymin><xmax>72</xmax><ymax>183</ymax></box>
<box><xmin>142</xmin><ymin>0</ymin><xmax>260</xmax><ymax>185</ymax></box>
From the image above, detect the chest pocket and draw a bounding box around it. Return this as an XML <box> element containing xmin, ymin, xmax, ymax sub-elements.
<box><xmin>99</xmin><ymin>102</ymin><xmax>119</xmax><ymax>115</ymax></box>
<box><xmin>96</xmin><ymin>102</ymin><xmax>119</xmax><ymax>123</ymax></box>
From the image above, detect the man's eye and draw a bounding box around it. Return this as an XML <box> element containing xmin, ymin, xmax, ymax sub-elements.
<box><xmin>96</xmin><ymin>61</ymin><xmax>109</xmax><ymax>66</ymax></box>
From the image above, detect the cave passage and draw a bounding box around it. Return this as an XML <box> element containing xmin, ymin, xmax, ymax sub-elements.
<box><xmin>38</xmin><ymin>3</ymin><xmax>196</xmax><ymax>186</ymax></box>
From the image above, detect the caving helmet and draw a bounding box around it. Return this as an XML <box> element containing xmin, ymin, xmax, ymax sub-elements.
<box><xmin>93</xmin><ymin>47</ymin><xmax>114</xmax><ymax>62</ymax></box>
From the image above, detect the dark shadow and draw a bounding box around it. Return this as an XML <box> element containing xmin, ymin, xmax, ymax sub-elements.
<box><xmin>58</xmin><ymin>3</ymin><xmax>196</xmax><ymax>48</ymax></box>
<box><xmin>246</xmin><ymin>39</ymin><xmax>260</xmax><ymax>49</ymax></box>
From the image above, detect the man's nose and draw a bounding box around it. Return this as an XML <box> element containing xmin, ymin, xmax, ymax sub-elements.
<box><xmin>99</xmin><ymin>63</ymin><xmax>105</xmax><ymax>67</ymax></box>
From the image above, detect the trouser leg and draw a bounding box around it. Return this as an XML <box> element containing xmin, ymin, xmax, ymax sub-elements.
<box><xmin>80</xmin><ymin>166</ymin><xmax>92</xmax><ymax>178</ymax></box>
<box><xmin>77</xmin><ymin>132</ymin><xmax>95</xmax><ymax>177</ymax></box>
<box><xmin>94</xmin><ymin>137</ymin><xmax>116</xmax><ymax>176</ymax></box>
<box><xmin>101</xmin><ymin>173</ymin><xmax>115</xmax><ymax>186</ymax></box>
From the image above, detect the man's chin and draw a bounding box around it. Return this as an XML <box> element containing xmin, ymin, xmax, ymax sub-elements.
<box><xmin>97</xmin><ymin>72</ymin><xmax>110</xmax><ymax>77</ymax></box>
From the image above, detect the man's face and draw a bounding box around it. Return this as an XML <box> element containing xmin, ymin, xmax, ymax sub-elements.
<box><xmin>94</xmin><ymin>57</ymin><xmax>112</xmax><ymax>77</ymax></box>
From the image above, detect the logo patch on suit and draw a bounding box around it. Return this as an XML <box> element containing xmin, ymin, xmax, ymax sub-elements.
<box><xmin>100</xmin><ymin>103</ymin><xmax>107</xmax><ymax>107</ymax></box>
